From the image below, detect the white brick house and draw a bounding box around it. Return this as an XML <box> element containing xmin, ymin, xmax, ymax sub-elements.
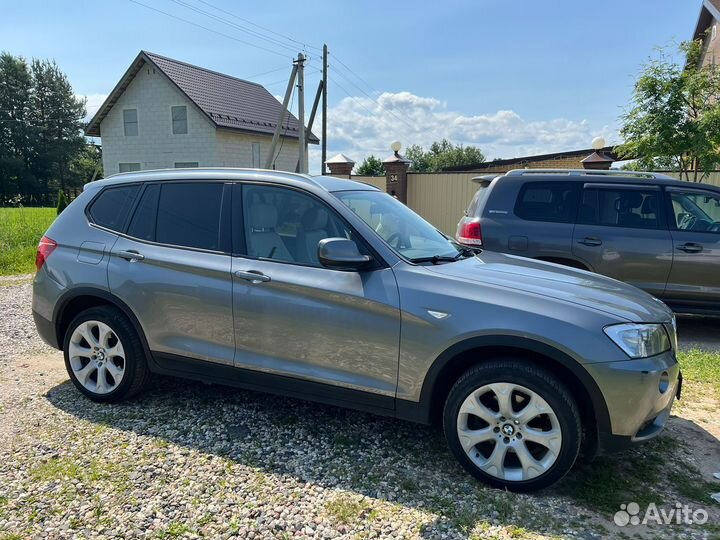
<box><xmin>86</xmin><ymin>51</ymin><xmax>317</xmax><ymax>175</ymax></box>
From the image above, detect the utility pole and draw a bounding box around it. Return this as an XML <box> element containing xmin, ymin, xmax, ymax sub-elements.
<box><xmin>265</xmin><ymin>61</ymin><xmax>298</xmax><ymax>170</ymax></box>
<box><xmin>321</xmin><ymin>44</ymin><xmax>328</xmax><ymax>175</ymax></box>
<box><xmin>297</xmin><ymin>53</ymin><xmax>307</xmax><ymax>174</ymax></box>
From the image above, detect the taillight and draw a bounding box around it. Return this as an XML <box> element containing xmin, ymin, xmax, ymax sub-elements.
<box><xmin>36</xmin><ymin>236</ymin><xmax>57</xmax><ymax>271</ymax></box>
<box><xmin>457</xmin><ymin>220</ymin><xmax>483</xmax><ymax>246</ymax></box>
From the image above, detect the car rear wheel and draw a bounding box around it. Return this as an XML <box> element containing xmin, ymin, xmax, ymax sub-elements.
<box><xmin>63</xmin><ymin>306</ymin><xmax>150</xmax><ymax>402</ymax></box>
<box><xmin>443</xmin><ymin>359</ymin><xmax>581</xmax><ymax>492</ymax></box>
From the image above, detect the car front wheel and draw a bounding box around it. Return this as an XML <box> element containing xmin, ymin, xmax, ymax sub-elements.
<box><xmin>443</xmin><ymin>359</ymin><xmax>581</xmax><ymax>492</ymax></box>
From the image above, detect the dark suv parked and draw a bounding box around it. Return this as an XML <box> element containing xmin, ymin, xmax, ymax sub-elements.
<box><xmin>457</xmin><ymin>169</ymin><xmax>720</xmax><ymax>315</ymax></box>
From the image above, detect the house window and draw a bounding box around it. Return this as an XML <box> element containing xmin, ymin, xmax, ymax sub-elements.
<box><xmin>252</xmin><ymin>143</ymin><xmax>261</xmax><ymax>168</ymax></box>
<box><xmin>171</xmin><ymin>106</ymin><xmax>188</xmax><ymax>135</ymax></box>
<box><xmin>118</xmin><ymin>163</ymin><xmax>141</xmax><ymax>173</ymax></box>
<box><xmin>174</xmin><ymin>162</ymin><xmax>199</xmax><ymax>168</ymax></box>
<box><xmin>123</xmin><ymin>109</ymin><xmax>138</xmax><ymax>136</ymax></box>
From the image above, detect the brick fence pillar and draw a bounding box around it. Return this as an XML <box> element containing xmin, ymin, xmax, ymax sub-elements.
<box><xmin>383</xmin><ymin>152</ymin><xmax>411</xmax><ymax>203</ymax></box>
<box><xmin>325</xmin><ymin>153</ymin><xmax>355</xmax><ymax>178</ymax></box>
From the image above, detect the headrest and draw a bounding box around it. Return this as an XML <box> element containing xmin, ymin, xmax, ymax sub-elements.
<box><xmin>301</xmin><ymin>207</ymin><xmax>329</xmax><ymax>231</ymax></box>
<box><xmin>616</xmin><ymin>191</ymin><xmax>643</xmax><ymax>211</ymax></box>
<box><xmin>249</xmin><ymin>204</ymin><xmax>278</xmax><ymax>230</ymax></box>
<box><xmin>641</xmin><ymin>195</ymin><xmax>657</xmax><ymax>214</ymax></box>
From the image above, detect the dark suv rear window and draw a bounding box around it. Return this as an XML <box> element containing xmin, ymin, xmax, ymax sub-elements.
<box><xmin>88</xmin><ymin>185</ymin><xmax>140</xmax><ymax>232</ymax></box>
<box><xmin>514</xmin><ymin>182</ymin><xmax>579</xmax><ymax>223</ymax></box>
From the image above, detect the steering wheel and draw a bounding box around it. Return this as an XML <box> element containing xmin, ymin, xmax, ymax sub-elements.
<box><xmin>386</xmin><ymin>232</ymin><xmax>406</xmax><ymax>249</ymax></box>
<box><xmin>678</xmin><ymin>213</ymin><xmax>696</xmax><ymax>231</ymax></box>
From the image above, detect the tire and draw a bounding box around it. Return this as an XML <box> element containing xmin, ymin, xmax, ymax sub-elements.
<box><xmin>63</xmin><ymin>306</ymin><xmax>150</xmax><ymax>403</ymax></box>
<box><xmin>443</xmin><ymin>359</ymin><xmax>581</xmax><ymax>492</ymax></box>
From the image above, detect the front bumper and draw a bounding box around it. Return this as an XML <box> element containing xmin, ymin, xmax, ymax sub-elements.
<box><xmin>585</xmin><ymin>349</ymin><xmax>679</xmax><ymax>451</ymax></box>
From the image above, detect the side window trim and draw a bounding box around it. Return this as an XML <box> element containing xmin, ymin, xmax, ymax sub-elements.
<box><xmin>230</xmin><ymin>184</ymin><xmax>247</xmax><ymax>255</ymax></box>
<box><xmin>123</xmin><ymin>182</ymin><xmax>150</xmax><ymax>235</ymax></box>
<box><xmin>233</xmin><ymin>182</ymin><xmax>384</xmax><ymax>269</ymax></box>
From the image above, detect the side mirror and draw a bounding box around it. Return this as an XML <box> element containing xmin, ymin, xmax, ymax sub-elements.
<box><xmin>318</xmin><ymin>238</ymin><xmax>373</xmax><ymax>271</ymax></box>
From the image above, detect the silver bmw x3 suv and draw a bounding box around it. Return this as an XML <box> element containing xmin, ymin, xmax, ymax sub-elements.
<box><xmin>32</xmin><ymin>168</ymin><xmax>680</xmax><ymax>491</ymax></box>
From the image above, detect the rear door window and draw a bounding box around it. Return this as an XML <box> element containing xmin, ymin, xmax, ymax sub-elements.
<box><xmin>155</xmin><ymin>183</ymin><xmax>224</xmax><ymax>250</ymax></box>
<box><xmin>89</xmin><ymin>184</ymin><xmax>141</xmax><ymax>232</ymax></box>
<box><xmin>579</xmin><ymin>187</ymin><xmax>663</xmax><ymax>229</ymax></box>
<box><xmin>127</xmin><ymin>184</ymin><xmax>160</xmax><ymax>241</ymax></box>
<box><xmin>514</xmin><ymin>182</ymin><xmax>579</xmax><ymax>223</ymax></box>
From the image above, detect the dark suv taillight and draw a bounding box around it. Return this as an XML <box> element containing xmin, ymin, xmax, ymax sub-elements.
<box><xmin>457</xmin><ymin>219</ymin><xmax>483</xmax><ymax>246</ymax></box>
<box><xmin>36</xmin><ymin>236</ymin><xmax>57</xmax><ymax>271</ymax></box>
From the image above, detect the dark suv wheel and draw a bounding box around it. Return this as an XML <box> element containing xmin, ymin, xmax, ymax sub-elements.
<box><xmin>63</xmin><ymin>306</ymin><xmax>150</xmax><ymax>402</ymax></box>
<box><xmin>443</xmin><ymin>359</ymin><xmax>581</xmax><ymax>492</ymax></box>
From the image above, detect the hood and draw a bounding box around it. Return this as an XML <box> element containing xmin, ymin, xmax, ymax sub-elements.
<box><xmin>424</xmin><ymin>251</ymin><xmax>673</xmax><ymax>323</ymax></box>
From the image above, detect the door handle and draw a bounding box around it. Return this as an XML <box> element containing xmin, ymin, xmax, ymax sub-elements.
<box><xmin>234</xmin><ymin>270</ymin><xmax>271</xmax><ymax>283</ymax></box>
<box><xmin>677</xmin><ymin>243</ymin><xmax>703</xmax><ymax>253</ymax></box>
<box><xmin>578</xmin><ymin>236</ymin><xmax>602</xmax><ymax>247</ymax></box>
<box><xmin>115</xmin><ymin>250</ymin><xmax>145</xmax><ymax>262</ymax></box>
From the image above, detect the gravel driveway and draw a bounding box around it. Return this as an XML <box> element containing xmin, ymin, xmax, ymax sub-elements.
<box><xmin>0</xmin><ymin>277</ymin><xmax>718</xmax><ymax>540</ymax></box>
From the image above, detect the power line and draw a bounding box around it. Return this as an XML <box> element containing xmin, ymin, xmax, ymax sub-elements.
<box><xmin>191</xmin><ymin>0</ymin><xmax>323</xmax><ymax>54</ymax></box>
<box><xmin>168</xmin><ymin>0</ymin><xmax>300</xmax><ymax>55</ymax></box>
<box><xmin>331</xmin><ymin>78</ymin><xmax>384</xmax><ymax>122</ymax></box>
<box><xmin>243</xmin><ymin>65</ymin><xmax>291</xmax><ymax>80</ymax></box>
<box><xmin>126</xmin><ymin>0</ymin><xmax>292</xmax><ymax>59</ymax></box>
<box><xmin>330</xmin><ymin>64</ymin><xmax>416</xmax><ymax>131</ymax></box>
<box><xmin>329</xmin><ymin>52</ymin><xmax>377</xmax><ymax>95</ymax></box>
<box><xmin>329</xmin><ymin>51</ymin><xmax>417</xmax><ymax>131</ymax></box>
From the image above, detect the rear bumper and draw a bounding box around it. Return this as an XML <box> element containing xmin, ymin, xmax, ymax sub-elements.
<box><xmin>586</xmin><ymin>350</ymin><xmax>679</xmax><ymax>449</ymax></box>
<box><xmin>32</xmin><ymin>309</ymin><xmax>60</xmax><ymax>349</ymax></box>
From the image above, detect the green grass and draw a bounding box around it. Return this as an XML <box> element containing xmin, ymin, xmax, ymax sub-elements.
<box><xmin>559</xmin><ymin>350</ymin><xmax>720</xmax><ymax>515</ymax></box>
<box><xmin>678</xmin><ymin>349</ymin><xmax>720</xmax><ymax>392</ymax></box>
<box><xmin>324</xmin><ymin>495</ymin><xmax>375</xmax><ymax>525</ymax></box>
<box><xmin>0</xmin><ymin>207</ymin><xmax>56</xmax><ymax>276</ymax></box>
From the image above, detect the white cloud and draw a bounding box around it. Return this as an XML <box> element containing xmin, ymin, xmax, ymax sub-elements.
<box><xmin>78</xmin><ymin>93</ymin><xmax>108</xmax><ymax>120</ymax></box>
<box><xmin>308</xmin><ymin>90</ymin><xmax>612</xmax><ymax>174</ymax></box>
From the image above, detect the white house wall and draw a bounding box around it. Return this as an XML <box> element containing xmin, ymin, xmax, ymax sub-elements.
<box><xmin>99</xmin><ymin>63</ymin><xmax>309</xmax><ymax>175</ymax></box>
<box><xmin>99</xmin><ymin>64</ymin><xmax>217</xmax><ymax>174</ymax></box>
<box><xmin>215</xmin><ymin>129</ymin><xmax>303</xmax><ymax>172</ymax></box>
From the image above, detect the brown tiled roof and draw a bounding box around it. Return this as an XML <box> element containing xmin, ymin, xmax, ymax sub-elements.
<box><xmin>86</xmin><ymin>51</ymin><xmax>318</xmax><ymax>143</ymax></box>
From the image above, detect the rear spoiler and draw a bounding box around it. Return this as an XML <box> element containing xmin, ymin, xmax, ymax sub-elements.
<box><xmin>471</xmin><ymin>174</ymin><xmax>500</xmax><ymax>186</ymax></box>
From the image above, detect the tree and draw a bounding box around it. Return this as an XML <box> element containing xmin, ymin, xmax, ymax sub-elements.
<box><xmin>0</xmin><ymin>53</ymin><xmax>33</xmax><ymax>204</ymax></box>
<box><xmin>28</xmin><ymin>58</ymin><xmax>87</xmax><ymax>192</ymax></box>
<box><xmin>405</xmin><ymin>139</ymin><xmax>485</xmax><ymax>172</ymax></box>
<box><xmin>68</xmin><ymin>144</ymin><xmax>103</xmax><ymax>187</ymax></box>
<box><xmin>56</xmin><ymin>189</ymin><xmax>68</xmax><ymax>215</ymax></box>
<box><xmin>356</xmin><ymin>154</ymin><xmax>386</xmax><ymax>176</ymax></box>
<box><xmin>0</xmin><ymin>52</ymin><xmax>87</xmax><ymax>205</ymax></box>
<box><xmin>617</xmin><ymin>39</ymin><xmax>720</xmax><ymax>182</ymax></box>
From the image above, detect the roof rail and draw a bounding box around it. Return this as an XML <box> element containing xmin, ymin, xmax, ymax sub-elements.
<box><xmin>504</xmin><ymin>168</ymin><xmax>676</xmax><ymax>180</ymax></box>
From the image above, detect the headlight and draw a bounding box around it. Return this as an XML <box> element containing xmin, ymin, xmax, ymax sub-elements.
<box><xmin>604</xmin><ymin>323</ymin><xmax>671</xmax><ymax>358</ymax></box>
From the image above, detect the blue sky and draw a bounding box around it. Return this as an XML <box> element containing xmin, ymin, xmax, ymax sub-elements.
<box><xmin>1</xmin><ymin>0</ymin><xmax>701</xmax><ymax>172</ymax></box>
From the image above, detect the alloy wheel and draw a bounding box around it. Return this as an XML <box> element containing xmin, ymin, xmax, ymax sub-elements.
<box><xmin>456</xmin><ymin>382</ymin><xmax>562</xmax><ymax>482</ymax></box>
<box><xmin>68</xmin><ymin>320</ymin><xmax>126</xmax><ymax>394</ymax></box>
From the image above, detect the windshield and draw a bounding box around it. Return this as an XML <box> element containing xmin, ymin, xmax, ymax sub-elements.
<box><xmin>335</xmin><ymin>190</ymin><xmax>466</xmax><ymax>262</ymax></box>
